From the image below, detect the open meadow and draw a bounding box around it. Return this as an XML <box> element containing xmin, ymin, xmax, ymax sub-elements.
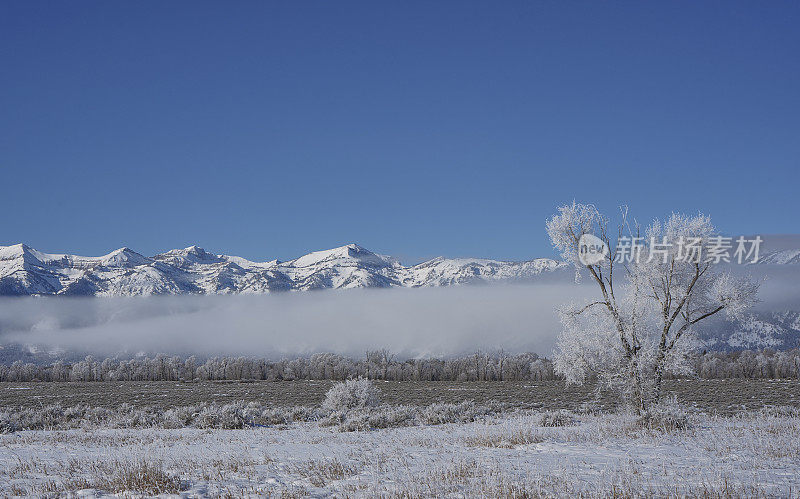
<box><xmin>2</xmin><ymin>406</ymin><xmax>800</xmax><ymax>497</ymax></box>
<box><xmin>2</xmin><ymin>379</ymin><xmax>800</xmax><ymax>497</ymax></box>
<box><xmin>3</xmin><ymin>379</ymin><xmax>800</xmax><ymax>413</ymax></box>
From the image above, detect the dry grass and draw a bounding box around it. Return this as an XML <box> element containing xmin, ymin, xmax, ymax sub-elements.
<box><xmin>382</xmin><ymin>460</ymin><xmax>791</xmax><ymax>498</ymax></box>
<box><xmin>15</xmin><ymin>459</ymin><xmax>185</xmax><ymax>495</ymax></box>
<box><xmin>290</xmin><ymin>458</ymin><xmax>361</xmax><ymax>487</ymax></box>
<box><xmin>95</xmin><ymin>460</ymin><xmax>184</xmax><ymax>495</ymax></box>
<box><xmin>538</xmin><ymin>409</ymin><xmax>576</xmax><ymax>427</ymax></box>
<box><xmin>463</xmin><ymin>428</ymin><xmax>544</xmax><ymax>448</ymax></box>
<box><xmin>3</xmin><ymin>405</ymin><xmax>799</xmax><ymax>497</ymax></box>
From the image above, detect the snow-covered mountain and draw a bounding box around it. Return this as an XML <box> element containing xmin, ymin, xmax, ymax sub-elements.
<box><xmin>750</xmin><ymin>235</ymin><xmax>800</xmax><ymax>265</ymax></box>
<box><xmin>699</xmin><ymin>311</ymin><xmax>800</xmax><ymax>350</ymax></box>
<box><xmin>0</xmin><ymin>243</ymin><xmax>567</xmax><ymax>296</ymax></box>
<box><xmin>755</xmin><ymin>249</ymin><xmax>800</xmax><ymax>265</ymax></box>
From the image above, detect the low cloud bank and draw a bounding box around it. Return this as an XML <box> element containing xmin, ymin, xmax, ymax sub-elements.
<box><xmin>0</xmin><ymin>284</ymin><xmax>595</xmax><ymax>358</ymax></box>
<box><xmin>1</xmin><ymin>264</ymin><xmax>797</xmax><ymax>360</ymax></box>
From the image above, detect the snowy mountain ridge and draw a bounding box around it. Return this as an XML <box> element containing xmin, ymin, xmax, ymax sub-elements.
<box><xmin>0</xmin><ymin>243</ymin><xmax>567</xmax><ymax>296</ymax></box>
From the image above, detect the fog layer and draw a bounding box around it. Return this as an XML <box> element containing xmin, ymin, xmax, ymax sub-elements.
<box><xmin>0</xmin><ymin>285</ymin><xmax>595</xmax><ymax>358</ymax></box>
<box><xmin>2</xmin><ymin>262</ymin><xmax>797</xmax><ymax>359</ymax></box>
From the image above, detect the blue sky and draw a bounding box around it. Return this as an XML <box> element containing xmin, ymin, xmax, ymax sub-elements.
<box><xmin>1</xmin><ymin>1</ymin><xmax>798</xmax><ymax>263</ymax></box>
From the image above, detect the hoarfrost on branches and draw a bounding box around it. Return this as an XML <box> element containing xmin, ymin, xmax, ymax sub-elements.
<box><xmin>547</xmin><ymin>203</ymin><xmax>762</xmax><ymax>412</ymax></box>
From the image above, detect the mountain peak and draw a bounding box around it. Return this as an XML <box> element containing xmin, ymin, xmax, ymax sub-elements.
<box><xmin>0</xmin><ymin>243</ymin><xmax>36</xmax><ymax>262</ymax></box>
<box><xmin>0</xmin><ymin>242</ymin><xmax>28</xmax><ymax>254</ymax></box>
<box><xmin>99</xmin><ymin>247</ymin><xmax>151</xmax><ymax>268</ymax></box>
<box><xmin>289</xmin><ymin>243</ymin><xmax>390</xmax><ymax>268</ymax></box>
<box><xmin>185</xmin><ymin>245</ymin><xmax>220</xmax><ymax>261</ymax></box>
<box><xmin>153</xmin><ymin>245</ymin><xmax>223</xmax><ymax>267</ymax></box>
<box><xmin>0</xmin><ymin>241</ymin><xmax>690</xmax><ymax>296</ymax></box>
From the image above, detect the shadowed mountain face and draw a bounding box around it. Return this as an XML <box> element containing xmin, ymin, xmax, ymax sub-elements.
<box><xmin>0</xmin><ymin>243</ymin><xmax>568</xmax><ymax>296</ymax></box>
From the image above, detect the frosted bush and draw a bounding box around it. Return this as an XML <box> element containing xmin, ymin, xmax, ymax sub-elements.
<box><xmin>106</xmin><ymin>404</ymin><xmax>162</xmax><ymax>429</ymax></box>
<box><xmin>339</xmin><ymin>411</ymin><xmax>371</xmax><ymax>432</ymax></box>
<box><xmin>255</xmin><ymin>406</ymin><xmax>318</xmax><ymax>425</ymax></box>
<box><xmin>367</xmin><ymin>405</ymin><xmax>416</xmax><ymax>429</ymax></box>
<box><xmin>163</xmin><ymin>406</ymin><xmax>199</xmax><ymax>428</ymax></box>
<box><xmin>38</xmin><ymin>404</ymin><xmax>67</xmax><ymax>427</ymax></box>
<box><xmin>242</xmin><ymin>402</ymin><xmax>264</xmax><ymax>423</ymax></box>
<box><xmin>319</xmin><ymin>410</ymin><xmax>347</xmax><ymax>428</ymax></box>
<box><xmin>1</xmin><ymin>399</ymin><xmax>496</xmax><ymax>432</ymax></box>
<box><xmin>0</xmin><ymin>412</ymin><xmax>17</xmax><ymax>434</ymax></box>
<box><xmin>196</xmin><ymin>403</ymin><xmax>247</xmax><ymax>429</ymax></box>
<box><xmin>63</xmin><ymin>404</ymin><xmax>87</xmax><ymax>422</ymax></box>
<box><xmin>420</xmin><ymin>401</ymin><xmax>494</xmax><ymax>425</ymax></box>
<box><xmin>758</xmin><ymin>405</ymin><xmax>800</xmax><ymax>418</ymax></box>
<box><xmin>285</xmin><ymin>406</ymin><xmax>318</xmax><ymax>422</ymax></box>
<box><xmin>330</xmin><ymin>405</ymin><xmax>418</xmax><ymax>432</ymax></box>
<box><xmin>220</xmin><ymin>402</ymin><xmax>248</xmax><ymax>429</ymax></box>
<box><xmin>81</xmin><ymin>407</ymin><xmax>114</xmax><ymax>427</ymax></box>
<box><xmin>321</xmin><ymin>378</ymin><xmax>381</xmax><ymax>412</ymax></box>
<box><xmin>421</xmin><ymin>402</ymin><xmax>465</xmax><ymax>424</ymax></box>
<box><xmin>576</xmin><ymin>401</ymin><xmax>603</xmax><ymax>415</ymax></box>
<box><xmin>538</xmin><ymin>410</ymin><xmax>576</xmax><ymax>427</ymax></box>
<box><xmin>196</xmin><ymin>407</ymin><xmax>222</xmax><ymax>429</ymax></box>
<box><xmin>638</xmin><ymin>395</ymin><xmax>690</xmax><ymax>431</ymax></box>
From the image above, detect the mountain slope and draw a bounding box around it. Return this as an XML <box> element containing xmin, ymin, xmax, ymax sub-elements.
<box><xmin>755</xmin><ymin>249</ymin><xmax>800</xmax><ymax>265</ymax></box>
<box><xmin>0</xmin><ymin>243</ymin><xmax>568</xmax><ymax>296</ymax></box>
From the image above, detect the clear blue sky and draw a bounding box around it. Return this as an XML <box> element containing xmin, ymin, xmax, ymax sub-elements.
<box><xmin>1</xmin><ymin>1</ymin><xmax>798</xmax><ymax>263</ymax></box>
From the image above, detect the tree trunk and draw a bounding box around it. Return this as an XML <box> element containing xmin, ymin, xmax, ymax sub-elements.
<box><xmin>628</xmin><ymin>355</ymin><xmax>649</xmax><ymax>414</ymax></box>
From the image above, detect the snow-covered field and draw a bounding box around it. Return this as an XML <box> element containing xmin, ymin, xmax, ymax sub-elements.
<box><xmin>2</xmin><ymin>409</ymin><xmax>799</xmax><ymax>497</ymax></box>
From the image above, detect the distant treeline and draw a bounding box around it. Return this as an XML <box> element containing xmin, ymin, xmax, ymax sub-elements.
<box><xmin>1</xmin><ymin>349</ymin><xmax>799</xmax><ymax>382</ymax></box>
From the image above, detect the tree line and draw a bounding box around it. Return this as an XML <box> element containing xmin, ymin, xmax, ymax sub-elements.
<box><xmin>0</xmin><ymin>348</ymin><xmax>799</xmax><ymax>382</ymax></box>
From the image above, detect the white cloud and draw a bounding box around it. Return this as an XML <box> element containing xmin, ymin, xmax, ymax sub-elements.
<box><xmin>0</xmin><ymin>285</ymin><xmax>596</xmax><ymax>358</ymax></box>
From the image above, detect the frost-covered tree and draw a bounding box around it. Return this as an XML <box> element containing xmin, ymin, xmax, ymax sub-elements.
<box><xmin>547</xmin><ymin>202</ymin><xmax>760</xmax><ymax>412</ymax></box>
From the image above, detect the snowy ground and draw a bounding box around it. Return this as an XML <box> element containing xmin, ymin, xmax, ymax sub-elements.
<box><xmin>2</xmin><ymin>410</ymin><xmax>799</xmax><ymax>497</ymax></box>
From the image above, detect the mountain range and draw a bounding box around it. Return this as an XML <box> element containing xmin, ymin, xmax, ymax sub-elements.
<box><xmin>0</xmin><ymin>243</ymin><xmax>568</xmax><ymax>296</ymax></box>
<box><xmin>0</xmin><ymin>242</ymin><xmax>798</xmax><ymax>352</ymax></box>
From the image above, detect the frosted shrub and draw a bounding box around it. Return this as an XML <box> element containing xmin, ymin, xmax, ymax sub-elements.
<box><xmin>0</xmin><ymin>399</ymin><xmax>502</xmax><ymax>432</ymax></box>
<box><xmin>367</xmin><ymin>405</ymin><xmax>416</xmax><ymax>429</ymax></box>
<box><xmin>63</xmin><ymin>404</ymin><xmax>88</xmax><ymax>422</ymax></box>
<box><xmin>0</xmin><ymin>412</ymin><xmax>17</xmax><ymax>434</ymax></box>
<box><xmin>81</xmin><ymin>407</ymin><xmax>115</xmax><ymax>427</ymax></box>
<box><xmin>242</xmin><ymin>402</ymin><xmax>264</xmax><ymax>423</ymax></box>
<box><xmin>108</xmin><ymin>404</ymin><xmax>161</xmax><ymax>428</ymax></box>
<box><xmin>339</xmin><ymin>411</ymin><xmax>371</xmax><ymax>432</ymax></box>
<box><xmin>758</xmin><ymin>406</ymin><xmax>800</xmax><ymax>418</ymax></box>
<box><xmin>219</xmin><ymin>403</ymin><xmax>247</xmax><ymax>429</ymax></box>
<box><xmin>197</xmin><ymin>403</ymin><xmax>247</xmax><ymax>429</ymax></box>
<box><xmin>285</xmin><ymin>406</ymin><xmax>318</xmax><ymax>422</ymax></box>
<box><xmin>420</xmin><ymin>401</ymin><xmax>493</xmax><ymax>425</ymax></box>
<box><xmin>421</xmin><ymin>402</ymin><xmax>465</xmax><ymax>425</ymax></box>
<box><xmin>331</xmin><ymin>405</ymin><xmax>418</xmax><ymax>432</ymax></box>
<box><xmin>538</xmin><ymin>410</ymin><xmax>576</xmax><ymax>427</ymax></box>
<box><xmin>318</xmin><ymin>410</ymin><xmax>346</xmax><ymax>428</ymax></box>
<box><xmin>322</xmin><ymin>378</ymin><xmax>381</xmax><ymax>412</ymax></box>
<box><xmin>163</xmin><ymin>406</ymin><xmax>199</xmax><ymax>428</ymax></box>
<box><xmin>197</xmin><ymin>408</ymin><xmax>221</xmax><ymax>428</ymax></box>
<box><xmin>255</xmin><ymin>406</ymin><xmax>318</xmax><ymax>425</ymax></box>
<box><xmin>638</xmin><ymin>396</ymin><xmax>690</xmax><ymax>431</ymax></box>
<box><xmin>38</xmin><ymin>404</ymin><xmax>67</xmax><ymax>427</ymax></box>
<box><xmin>95</xmin><ymin>460</ymin><xmax>184</xmax><ymax>495</ymax></box>
<box><xmin>577</xmin><ymin>401</ymin><xmax>603</xmax><ymax>415</ymax></box>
